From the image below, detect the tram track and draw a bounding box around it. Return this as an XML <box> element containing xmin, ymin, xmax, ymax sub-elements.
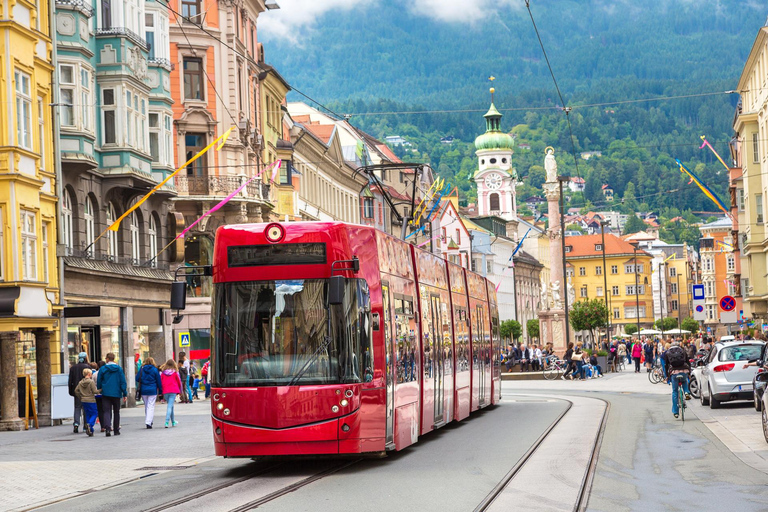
<box><xmin>474</xmin><ymin>395</ymin><xmax>610</xmax><ymax>512</ymax></box>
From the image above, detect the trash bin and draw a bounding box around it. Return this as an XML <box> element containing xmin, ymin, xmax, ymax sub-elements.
<box><xmin>51</xmin><ymin>374</ymin><xmax>73</xmax><ymax>421</ymax></box>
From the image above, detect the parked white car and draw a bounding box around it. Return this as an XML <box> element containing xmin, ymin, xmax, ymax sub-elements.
<box><xmin>699</xmin><ymin>340</ymin><xmax>765</xmax><ymax>409</ymax></box>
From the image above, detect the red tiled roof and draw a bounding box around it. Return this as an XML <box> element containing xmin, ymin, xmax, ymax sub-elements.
<box><xmin>304</xmin><ymin>123</ymin><xmax>335</xmax><ymax>144</ymax></box>
<box><xmin>571</xmin><ymin>177</ymin><xmax>585</xmax><ymax>184</ymax></box>
<box><xmin>375</xmin><ymin>144</ymin><xmax>401</xmax><ymax>163</ymax></box>
<box><xmin>292</xmin><ymin>115</ymin><xmax>312</xmax><ymax>124</ymax></box>
<box><xmin>565</xmin><ymin>233</ymin><xmax>650</xmax><ymax>258</ymax></box>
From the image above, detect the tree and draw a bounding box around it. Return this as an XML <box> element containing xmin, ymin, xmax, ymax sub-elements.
<box><xmin>569</xmin><ymin>299</ymin><xmax>609</xmax><ymax>346</ymax></box>
<box><xmin>527</xmin><ymin>319</ymin><xmax>540</xmax><ymax>340</ymax></box>
<box><xmin>681</xmin><ymin>317</ymin><xmax>700</xmax><ymax>333</ymax></box>
<box><xmin>654</xmin><ymin>317</ymin><xmax>678</xmax><ymax>331</ymax></box>
<box><xmin>625</xmin><ymin>324</ymin><xmax>638</xmax><ymax>335</ymax></box>
<box><xmin>623</xmin><ymin>214</ymin><xmax>646</xmax><ymax>235</ymax></box>
<box><xmin>501</xmin><ymin>319</ymin><xmax>522</xmax><ymax>342</ymax></box>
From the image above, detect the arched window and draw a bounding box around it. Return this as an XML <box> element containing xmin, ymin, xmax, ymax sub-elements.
<box><xmin>489</xmin><ymin>193</ymin><xmax>500</xmax><ymax>212</ymax></box>
<box><xmin>148</xmin><ymin>214</ymin><xmax>158</xmax><ymax>268</ymax></box>
<box><xmin>130</xmin><ymin>211</ymin><xmax>141</xmax><ymax>264</ymax></box>
<box><xmin>62</xmin><ymin>190</ymin><xmax>74</xmax><ymax>255</ymax></box>
<box><xmin>84</xmin><ymin>196</ymin><xmax>95</xmax><ymax>257</ymax></box>
<box><xmin>106</xmin><ymin>202</ymin><xmax>118</xmax><ymax>260</ymax></box>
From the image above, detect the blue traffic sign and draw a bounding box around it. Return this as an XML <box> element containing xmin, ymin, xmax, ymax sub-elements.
<box><xmin>693</xmin><ymin>284</ymin><xmax>705</xmax><ymax>301</ymax></box>
<box><xmin>695</xmin><ymin>305</ymin><xmax>704</xmax><ymax>313</ymax></box>
<box><xmin>720</xmin><ymin>295</ymin><xmax>736</xmax><ymax>312</ymax></box>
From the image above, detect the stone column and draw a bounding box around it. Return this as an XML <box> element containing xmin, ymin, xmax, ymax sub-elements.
<box><xmin>121</xmin><ymin>307</ymin><xmax>136</xmax><ymax>407</ymax></box>
<box><xmin>148</xmin><ymin>328</ymin><xmax>165</xmax><ymax>366</ymax></box>
<box><xmin>34</xmin><ymin>329</ymin><xmax>52</xmax><ymax>427</ymax></box>
<box><xmin>0</xmin><ymin>331</ymin><xmax>24</xmax><ymax>431</ymax></box>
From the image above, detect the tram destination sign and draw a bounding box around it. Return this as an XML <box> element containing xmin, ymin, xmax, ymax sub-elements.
<box><xmin>228</xmin><ymin>243</ymin><xmax>327</xmax><ymax>267</ymax></box>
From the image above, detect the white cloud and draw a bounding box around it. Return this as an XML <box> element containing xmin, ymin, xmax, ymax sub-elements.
<box><xmin>406</xmin><ymin>0</ymin><xmax>523</xmax><ymax>23</ymax></box>
<box><xmin>259</xmin><ymin>0</ymin><xmax>372</xmax><ymax>42</ymax></box>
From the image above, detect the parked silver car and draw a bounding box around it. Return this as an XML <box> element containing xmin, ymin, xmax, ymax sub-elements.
<box><xmin>699</xmin><ymin>341</ymin><xmax>765</xmax><ymax>409</ymax></box>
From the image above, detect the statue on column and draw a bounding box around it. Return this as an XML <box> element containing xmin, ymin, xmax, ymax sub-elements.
<box><xmin>567</xmin><ymin>276</ymin><xmax>576</xmax><ymax>306</ymax></box>
<box><xmin>545</xmin><ymin>146</ymin><xmax>558</xmax><ymax>183</ymax></box>
<box><xmin>550</xmin><ymin>280</ymin><xmax>562</xmax><ymax>309</ymax></box>
<box><xmin>540</xmin><ymin>278</ymin><xmax>548</xmax><ymax>310</ymax></box>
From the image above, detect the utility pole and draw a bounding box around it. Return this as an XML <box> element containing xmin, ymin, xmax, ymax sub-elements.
<box><xmin>600</xmin><ymin>220</ymin><xmax>610</xmax><ymax>343</ymax></box>
<box><xmin>677</xmin><ymin>273</ymin><xmax>682</xmax><ymax>332</ymax></box>
<box><xmin>658</xmin><ymin>260</ymin><xmax>665</xmax><ymax>340</ymax></box>
<box><xmin>558</xmin><ymin>176</ymin><xmax>570</xmax><ymax>347</ymax></box>
<box><xmin>630</xmin><ymin>241</ymin><xmax>641</xmax><ymax>334</ymax></box>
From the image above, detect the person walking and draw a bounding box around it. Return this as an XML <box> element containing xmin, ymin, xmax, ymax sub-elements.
<box><xmin>178</xmin><ymin>352</ymin><xmax>192</xmax><ymax>403</ymax></box>
<box><xmin>573</xmin><ymin>344</ymin><xmax>586</xmax><ymax>381</ymax></box>
<box><xmin>136</xmin><ymin>357</ymin><xmax>162</xmax><ymax>429</ymax></box>
<box><xmin>631</xmin><ymin>340</ymin><xmax>643</xmax><ymax>373</ymax></box>
<box><xmin>74</xmin><ymin>368</ymin><xmax>99</xmax><ymax>436</ymax></box>
<box><xmin>644</xmin><ymin>339</ymin><xmax>656</xmax><ymax>372</ymax></box>
<box><xmin>201</xmin><ymin>359</ymin><xmax>211</xmax><ymax>399</ymax></box>
<box><xmin>562</xmin><ymin>342</ymin><xmax>575</xmax><ymax>380</ymax></box>
<box><xmin>160</xmin><ymin>359</ymin><xmax>183</xmax><ymax>428</ymax></box>
<box><xmin>96</xmin><ymin>353</ymin><xmax>127</xmax><ymax>436</ymax></box>
<box><xmin>92</xmin><ymin>361</ymin><xmax>106</xmax><ymax>432</ymax></box>
<box><xmin>68</xmin><ymin>352</ymin><xmax>90</xmax><ymax>433</ymax></box>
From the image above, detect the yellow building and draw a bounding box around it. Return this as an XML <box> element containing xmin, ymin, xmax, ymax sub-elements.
<box><xmin>565</xmin><ymin>234</ymin><xmax>655</xmax><ymax>335</ymax></box>
<box><xmin>0</xmin><ymin>0</ymin><xmax>60</xmax><ymax>430</ymax></box>
<box><xmin>258</xmin><ymin>65</ymin><xmax>292</xmax><ymax>220</ymax></box>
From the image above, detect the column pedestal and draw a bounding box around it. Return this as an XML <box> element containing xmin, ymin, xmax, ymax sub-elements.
<box><xmin>538</xmin><ymin>309</ymin><xmax>567</xmax><ymax>354</ymax></box>
<box><xmin>0</xmin><ymin>331</ymin><xmax>24</xmax><ymax>431</ymax></box>
<box><xmin>35</xmin><ymin>329</ymin><xmax>52</xmax><ymax>427</ymax></box>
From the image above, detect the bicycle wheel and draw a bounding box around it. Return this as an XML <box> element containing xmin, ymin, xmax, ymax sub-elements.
<box><xmin>543</xmin><ymin>361</ymin><xmax>560</xmax><ymax>380</ymax></box>
<box><xmin>649</xmin><ymin>368</ymin><xmax>660</xmax><ymax>384</ymax></box>
<box><xmin>679</xmin><ymin>385</ymin><xmax>685</xmax><ymax>421</ymax></box>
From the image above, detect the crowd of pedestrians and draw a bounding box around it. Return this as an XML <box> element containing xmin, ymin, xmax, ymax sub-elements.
<box><xmin>67</xmin><ymin>350</ymin><xmax>212</xmax><ymax>436</ymax></box>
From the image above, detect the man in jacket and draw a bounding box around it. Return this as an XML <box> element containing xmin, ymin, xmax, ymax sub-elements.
<box><xmin>68</xmin><ymin>352</ymin><xmax>90</xmax><ymax>433</ymax></box>
<box><xmin>520</xmin><ymin>344</ymin><xmax>531</xmax><ymax>372</ymax></box>
<box><xmin>97</xmin><ymin>352</ymin><xmax>127</xmax><ymax>436</ymax></box>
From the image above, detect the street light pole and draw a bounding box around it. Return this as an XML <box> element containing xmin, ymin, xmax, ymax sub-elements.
<box><xmin>558</xmin><ymin>176</ymin><xmax>571</xmax><ymax>348</ymax></box>
<box><xmin>600</xmin><ymin>220</ymin><xmax>610</xmax><ymax>343</ymax></box>
<box><xmin>677</xmin><ymin>273</ymin><xmax>682</xmax><ymax>332</ymax></box>
<box><xmin>658</xmin><ymin>260</ymin><xmax>665</xmax><ymax>340</ymax></box>
<box><xmin>631</xmin><ymin>242</ymin><xmax>641</xmax><ymax>334</ymax></box>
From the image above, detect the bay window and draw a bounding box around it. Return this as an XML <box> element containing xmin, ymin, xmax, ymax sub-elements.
<box><xmin>15</xmin><ymin>70</ymin><xmax>32</xmax><ymax>149</ymax></box>
<box><xmin>21</xmin><ymin>210</ymin><xmax>37</xmax><ymax>281</ymax></box>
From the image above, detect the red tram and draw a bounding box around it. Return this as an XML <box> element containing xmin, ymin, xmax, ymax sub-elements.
<box><xmin>199</xmin><ymin>221</ymin><xmax>501</xmax><ymax>457</ymax></box>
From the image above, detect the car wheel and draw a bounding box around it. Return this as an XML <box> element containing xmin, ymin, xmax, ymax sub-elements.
<box><xmin>710</xmin><ymin>388</ymin><xmax>721</xmax><ymax>409</ymax></box>
<box><xmin>762</xmin><ymin>408</ymin><xmax>768</xmax><ymax>444</ymax></box>
<box><xmin>689</xmin><ymin>376</ymin><xmax>699</xmax><ymax>399</ymax></box>
<box><xmin>700</xmin><ymin>381</ymin><xmax>710</xmax><ymax>406</ymax></box>
<box><xmin>756</xmin><ymin>391</ymin><xmax>762</xmax><ymax>412</ymax></box>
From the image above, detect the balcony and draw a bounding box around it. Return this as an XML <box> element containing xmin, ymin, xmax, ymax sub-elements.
<box><xmin>96</xmin><ymin>27</ymin><xmax>148</xmax><ymax>51</ymax></box>
<box><xmin>65</xmin><ymin>247</ymin><xmax>171</xmax><ymax>272</ymax></box>
<box><xmin>55</xmin><ymin>0</ymin><xmax>94</xmax><ymax>17</ymax></box>
<box><xmin>174</xmin><ymin>175</ymin><xmax>271</xmax><ymax>201</ymax></box>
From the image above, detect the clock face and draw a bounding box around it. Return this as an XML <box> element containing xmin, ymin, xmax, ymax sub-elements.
<box><xmin>485</xmin><ymin>173</ymin><xmax>502</xmax><ymax>190</ymax></box>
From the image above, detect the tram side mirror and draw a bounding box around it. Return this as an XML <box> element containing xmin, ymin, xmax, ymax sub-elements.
<box><xmin>329</xmin><ymin>276</ymin><xmax>346</xmax><ymax>305</ymax></box>
<box><xmin>171</xmin><ymin>281</ymin><xmax>187</xmax><ymax>311</ymax></box>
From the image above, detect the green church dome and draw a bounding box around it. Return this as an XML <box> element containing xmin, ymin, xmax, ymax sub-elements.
<box><xmin>474</xmin><ymin>102</ymin><xmax>514</xmax><ymax>151</ymax></box>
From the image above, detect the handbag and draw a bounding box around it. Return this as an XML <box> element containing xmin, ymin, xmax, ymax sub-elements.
<box><xmin>571</xmin><ymin>352</ymin><xmax>583</xmax><ymax>362</ymax></box>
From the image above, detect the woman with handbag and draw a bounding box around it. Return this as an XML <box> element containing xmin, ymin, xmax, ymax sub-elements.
<box><xmin>561</xmin><ymin>343</ymin><xmax>575</xmax><ymax>380</ymax></box>
<box><xmin>572</xmin><ymin>344</ymin><xmax>586</xmax><ymax>381</ymax></box>
<box><xmin>135</xmin><ymin>357</ymin><xmax>162</xmax><ymax>429</ymax></box>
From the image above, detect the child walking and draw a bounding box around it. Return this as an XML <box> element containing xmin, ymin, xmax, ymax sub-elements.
<box><xmin>160</xmin><ymin>359</ymin><xmax>183</xmax><ymax>428</ymax></box>
<box><xmin>74</xmin><ymin>368</ymin><xmax>99</xmax><ymax>436</ymax></box>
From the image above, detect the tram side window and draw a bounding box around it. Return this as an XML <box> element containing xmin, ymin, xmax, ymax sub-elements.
<box><xmin>441</xmin><ymin>301</ymin><xmax>452</xmax><ymax>376</ymax></box>
<box><xmin>421</xmin><ymin>286</ymin><xmax>433</xmax><ymax>380</ymax></box>
<box><xmin>491</xmin><ymin>314</ymin><xmax>501</xmax><ymax>371</ymax></box>
<box><xmin>455</xmin><ymin>307</ymin><xmax>469</xmax><ymax>373</ymax></box>
<box><xmin>394</xmin><ymin>295</ymin><xmax>417</xmax><ymax>384</ymax></box>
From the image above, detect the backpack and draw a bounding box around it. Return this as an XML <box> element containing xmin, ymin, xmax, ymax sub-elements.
<box><xmin>667</xmin><ymin>346</ymin><xmax>687</xmax><ymax>368</ymax></box>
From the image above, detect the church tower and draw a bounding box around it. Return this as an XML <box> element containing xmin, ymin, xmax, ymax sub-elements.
<box><xmin>473</xmin><ymin>88</ymin><xmax>518</xmax><ymax>222</ymax></box>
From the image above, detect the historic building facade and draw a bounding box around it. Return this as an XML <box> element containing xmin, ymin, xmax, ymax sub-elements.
<box><xmin>55</xmin><ymin>0</ymin><xmax>179</xmax><ymax>403</ymax></box>
<box><xmin>0</xmin><ymin>0</ymin><xmax>60</xmax><ymax>430</ymax></box>
<box><xmin>699</xmin><ymin>217</ymin><xmax>739</xmax><ymax>338</ymax></box>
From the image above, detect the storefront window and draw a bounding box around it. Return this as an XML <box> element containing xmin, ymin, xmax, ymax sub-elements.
<box><xmin>67</xmin><ymin>306</ymin><xmax>121</xmax><ymax>365</ymax></box>
<box><xmin>16</xmin><ymin>331</ymin><xmax>37</xmax><ymax>399</ymax></box>
<box><xmin>133</xmin><ymin>325</ymin><xmax>150</xmax><ymax>370</ymax></box>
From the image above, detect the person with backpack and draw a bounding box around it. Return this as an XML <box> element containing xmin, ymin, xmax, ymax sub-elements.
<box><xmin>136</xmin><ymin>357</ymin><xmax>162</xmax><ymax>429</ymax></box>
<box><xmin>663</xmin><ymin>341</ymin><xmax>691</xmax><ymax>418</ymax></box>
<box><xmin>68</xmin><ymin>352</ymin><xmax>90</xmax><ymax>433</ymax></box>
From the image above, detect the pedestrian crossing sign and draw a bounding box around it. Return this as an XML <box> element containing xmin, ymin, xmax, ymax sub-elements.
<box><xmin>179</xmin><ymin>332</ymin><xmax>190</xmax><ymax>347</ymax></box>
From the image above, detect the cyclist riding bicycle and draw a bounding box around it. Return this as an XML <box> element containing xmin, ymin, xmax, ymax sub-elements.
<box><xmin>664</xmin><ymin>341</ymin><xmax>691</xmax><ymax>418</ymax></box>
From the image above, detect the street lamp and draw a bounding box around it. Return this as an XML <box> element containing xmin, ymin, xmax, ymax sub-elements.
<box><xmin>630</xmin><ymin>241</ymin><xmax>641</xmax><ymax>334</ymax></box>
<box><xmin>558</xmin><ymin>176</ymin><xmax>571</xmax><ymax>347</ymax></box>
<box><xmin>600</xmin><ymin>220</ymin><xmax>610</xmax><ymax>343</ymax></box>
<box><xmin>657</xmin><ymin>260</ymin><xmax>665</xmax><ymax>340</ymax></box>
<box><xmin>677</xmin><ymin>273</ymin><xmax>682</xmax><ymax>332</ymax></box>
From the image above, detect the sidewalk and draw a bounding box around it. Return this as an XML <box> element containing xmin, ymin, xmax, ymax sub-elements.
<box><xmin>504</xmin><ymin>366</ymin><xmax>669</xmax><ymax>395</ymax></box>
<box><xmin>1</xmin><ymin>399</ymin><xmax>217</xmax><ymax>512</ymax></box>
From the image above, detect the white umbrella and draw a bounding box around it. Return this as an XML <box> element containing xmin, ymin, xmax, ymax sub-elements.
<box><xmin>637</xmin><ymin>328</ymin><xmax>662</xmax><ymax>336</ymax></box>
<box><xmin>663</xmin><ymin>328</ymin><xmax>691</xmax><ymax>335</ymax></box>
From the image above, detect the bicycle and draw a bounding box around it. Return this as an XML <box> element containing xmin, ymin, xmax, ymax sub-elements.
<box><xmin>649</xmin><ymin>365</ymin><xmax>665</xmax><ymax>384</ymax></box>
<box><xmin>542</xmin><ymin>357</ymin><xmax>567</xmax><ymax>380</ymax></box>
<box><xmin>674</xmin><ymin>374</ymin><xmax>687</xmax><ymax>421</ymax></box>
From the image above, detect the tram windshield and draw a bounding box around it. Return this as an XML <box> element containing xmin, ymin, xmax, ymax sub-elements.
<box><xmin>212</xmin><ymin>278</ymin><xmax>373</xmax><ymax>387</ymax></box>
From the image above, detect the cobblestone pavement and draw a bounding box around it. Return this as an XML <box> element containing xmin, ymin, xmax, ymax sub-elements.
<box><xmin>1</xmin><ymin>399</ymin><xmax>217</xmax><ymax>512</ymax></box>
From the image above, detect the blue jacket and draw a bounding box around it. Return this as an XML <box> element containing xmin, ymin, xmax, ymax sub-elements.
<box><xmin>97</xmin><ymin>363</ymin><xmax>127</xmax><ymax>398</ymax></box>
<box><xmin>135</xmin><ymin>365</ymin><xmax>162</xmax><ymax>396</ymax></box>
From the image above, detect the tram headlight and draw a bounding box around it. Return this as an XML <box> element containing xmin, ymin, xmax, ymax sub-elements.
<box><xmin>340</xmin><ymin>399</ymin><xmax>349</xmax><ymax>407</ymax></box>
<box><xmin>332</xmin><ymin>405</ymin><xmax>339</xmax><ymax>413</ymax></box>
<box><xmin>217</xmin><ymin>403</ymin><xmax>224</xmax><ymax>410</ymax></box>
<box><xmin>265</xmin><ymin>223</ymin><xmax>285</xmax><ymax>243</ymax></box>
<box><xmin>213</xmin><ymin>393</ymin><xmax>220</xmax><ymax>401</ymax></box>
<box><xmin>223</xmin><ymin>408</ymin><xmax>230</xmax><ymax>416</ymax></box>
<box><xmin>345</xmin><ymin>390</ymin><xmax>353</xmax><ymax>398</ymax></box>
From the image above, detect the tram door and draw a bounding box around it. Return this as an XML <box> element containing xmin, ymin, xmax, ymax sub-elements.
<box><xmin>475</xmin><ymin>304</ymin><xmax>487</xmax><ymax>406</ymax></box>
<box><xmin>382</xmin><ymin>283</ymin><xmax>395</xmax><ymax>448</ymax></box>
<box><xmin>430</xmin><ymin>295</ymin><xmax>444</xmax><ymax>424</ymax></box>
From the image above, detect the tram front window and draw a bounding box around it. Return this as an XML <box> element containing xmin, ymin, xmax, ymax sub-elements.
<box><xmin>212</xmin><ymin>279</ymin><xmax>373</xmax><ymax>387</ymax></box>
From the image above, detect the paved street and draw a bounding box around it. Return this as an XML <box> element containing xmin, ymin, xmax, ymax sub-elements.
<box><xmin>4</xmin><ymin>370</ymin><xmax>768</xmax><ymax>512</ymax></box>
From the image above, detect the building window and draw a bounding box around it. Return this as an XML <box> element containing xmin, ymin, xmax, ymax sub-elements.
<box><xmin>84</xmin><ymin>196</ymin><xmax>95</xmax><ymax>257</ymax></box>
<box><xmin>579</xmin><ymin>266</ymin><xmax>586</xmax><ymax>276</ymax></box>
<box><xmin>183</xmin><ymin>58</ymin><xmax>204</xmax><ymax>100</ymax></box>
<box><xmin>566</xmin><ymin>268</ymin><xmax>574</xmax><ymax>277</ymax></box>
<box><xmin>595</xmin><ymin>244</ymin><xmax>602</xmax><ymax>251</ymax></box>
<box><xmin>147</xmin><ymin>215</ymin><xmax>157</xmax><ymax>267</ymax></box>
<box><xmin>625</xmin><ymin>264</ymin><xmax>634</xmax><ymax>274</ymax></box>
<box><xmin>753</xmin><ymin>133</ymin><xmax>760</xmax><ymax>163</ymax></box>
<box><xmin>181</xmin><ymin>0</ymin><xmax>200</xmax><ymax>18</ymax></box>
<box><xmin>637</xmin><ymin>264</ymin><xmax>644</xmax><ymax>273</ymax></box>
<box><xmin>669</xmin><ymin>267</ymin><xmax>677</xmax><ymax>277</ymax></box>
<box><xmin>757</xmin><ymin>194</ymin><xmax>764</xmax><ymax>224</ymax></box>
<box><xmin>59</xmin><ymin>65</ymin><xmax>75</xmax><ymax>128</ymax></box>
<box><xmin>81</xmin><ymin>68</ymin><xmax>92</xmax><ymax>132</ymax></box>
<box><xmin>106</xmin><ymin>203</ymin><xmax>118</xmax><ymax>260</ymax></box>
<box><xmin>565</xmin><ymin>245</ymin><xmax>572</xmax><ymax>253</ymax></box>
<box><xmin>726</xmin><ymin>255</ymin><xmax>735</xmax><ymax>272</ymax></box>
<box><xmin>486</xmin><ymin>259</ymin><xmax>492</xmax><ymax>274</ymax></box>
<box><xmin>595</xmin><ymin>266</ymin><xmax>602</xmax><ymax>275</ymax></box>
<box><xmin>737</xmin><ymin>188</ymin><xmax>745</xmax><ymax>211</ymax></box>
<box><xmin>596</xmin><ymin>286</ymin><xmax>604</xmax><ymax>297</ymax></box>
<box><xmin>671</xmin><ymin>282</ymin><xmax>678</xmax><ymax>294</ymax></box>
<box><xmin>612</xmin><ymin>285</ymin><xmax>619</xmax><ymax>296</ymax></box>
<box><xmin>624</xmin><ymin>306</ymin><xmax>646</xmax><ymax>319</ymax></box>
<box><xmin>21</xmin><ymin>210</ymin><xmax>37</xmax><ymax>281</ymax></box>
<box><xmin>185</xmin><ymin>133</ymin><xmax>205</xmax><ymax>176</ymax></box>
<box><xmin>145</xmin><ymin>13</ymin><xmax>155</xmax><ymax>59</ymax></box>
<box><xmin>42</xmin><ymin>221</ymin><xmax>49</xmax><ymax>283</ymax></box>
<box><xmin>149</xmin><ymin>113</ymin><xmax>160</xmax><ymax>162</ymax></box>
<box><xmin>705</xmin><ymin>280</ymin><xmax>714</xmax><ymax>297</ymax></box>
<box><xmin>613</xmin><ymin>308</ymin><xmax>620</xmax><ymax>319</ymax></box>
<box><xmin>671</xmin><ymin>300</ymin><xmax>678</xmax><ymax>311</ymax></box>
<box><xmin>63</xmin><ymin>191</ymin><xmax>74</xmax><ymax>255</ymax></box>
<box><xmin>363</xmin><ymin>197</ymin><xmax>374</xmax><ymax>219</ymax></box>
<box><xmin>611</xmin><ymin>265</ymin><xmax>618</xmax><ymax>274</ymax></box>
<box><xmin>580</xmin><ymin>286</ymin><xmax>588</xmax><ymax>298</ymax></box>
<box><xmin>626</xmin><ymin>285</ymin><xmax>645</xmax><ymax>295</ymax></box>
<box><xmin>101</xmin><ymin>0</ymin><xmax>112</xmax><ymax>29</ymax></box>
<box><xmin>38</xmin><ymin>98</ymin><xmax>45</xmax><ymax>167</ymax></box>
<box><xmin>489</xmin><ymin>193</ymin><xmax>500</xmax><ymax>212</ymax></box>
<box><xmin>456</xmin><ymin>229</ymin><xmax>461</xmax><ymax>244</ymax></box>
<box><xmin>15</xmin><ymin>70</ymin><xmax>32</xmax><ymax>149</ymax></box>
<box><xmin>706</xmin><ymin>304</ymin><xmax>715</xmax><ymax>320</ymax></box>
<box><xmin>102</xmin><ymin>89</ymin><xmax>116</xmax><ymax>144</ymax></box>
<box><xmin>130</xmin><ymin>212</ymin><xmax>140</xmax><ymax>264</ymax></box>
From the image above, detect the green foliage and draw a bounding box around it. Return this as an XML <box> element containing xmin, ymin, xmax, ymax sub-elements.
<box><xmin>654</xmin><ymin>317</ymin><xmax>678</xmax><ymax>331</ymax></box>
<box><xmin>527</xmin><ymin>319</ymin><xmax>540</xmax><ymax>340</ymax></box>
<box><xmin>623</xmin><ymin>215</ymin><xmax>647</xmax><ymax>235</ymax></box>
<box><xmin>566</xmin><ymin>223</ymin><xmax>585</xmax><ymax>233</ymax></box>
<box><xmin>681</xmin><ymin>317</ymin><xmax>700</xmax><ymax>333</ymax></box>
<box><xmin>570</xmin><ymin>299</ymin><xmax>609</xmax><ymax>343</ymax></box>
<box><xmin>501</xmin><ymin>319</ymin><xmax>523</xmax><ymax>342</ymax></box>
<box><xmin>625</xmin><ymin>324</ymin><xmax>639</xmax><ymax>335</ymax></box>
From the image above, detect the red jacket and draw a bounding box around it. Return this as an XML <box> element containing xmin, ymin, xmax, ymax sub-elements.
<box><xmin>160</xmin><ymin>369</ymin><xmax>182</xmax><ymax>394</ymax></box>
<box><xmin>632</xmin><ymin>343</ymin><xmax>643</xmax><ymax>358</ymax></box>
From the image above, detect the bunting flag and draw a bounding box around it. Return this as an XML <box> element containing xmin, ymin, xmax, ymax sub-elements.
<box><xmin>664</xmin><ymin>253</ymin><xmax>676</xmax><ymax>263</ymax></box>
<box><xmin>496</xmin><ymin>228</ymin><xmax>531</xmax><ymax>291</ymax></box>
<box><xmin>675</xmin><ymin>159</ymin><xmax>730</xmax><ymax>217</ymax></box>
<box><xmin>417</xmin><ymin>234</ymin><xmax>441</xmax><ymax>248</ymax></box>
<box><xmin>699</xmin><ymin>135</ymin><xmax>732</xmax><ymax>173</ymax></box>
